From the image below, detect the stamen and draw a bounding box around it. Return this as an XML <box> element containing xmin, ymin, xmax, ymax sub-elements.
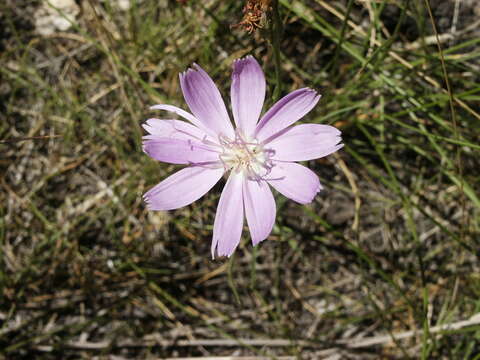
<box><xmin>218</xmin><ymin>129</ymin><xmax>274</xmax><ymax>181</ymax></box>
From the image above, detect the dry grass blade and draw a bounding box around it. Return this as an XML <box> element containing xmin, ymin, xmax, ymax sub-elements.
<box><xmin>2</xmin><ymin>0</ymin><xmax>479</xmax><ymax>358</ymax></box>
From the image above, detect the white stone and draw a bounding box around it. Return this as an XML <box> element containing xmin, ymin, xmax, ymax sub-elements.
<box><xmin>117</xmin><ymin>0</ymin><xmax>131</xmax><ymax>11</ymax></box>
<box><xmin>34</xmin><ymin>0</ymin><xmax>80</xmax><ymax>36</ymax></box>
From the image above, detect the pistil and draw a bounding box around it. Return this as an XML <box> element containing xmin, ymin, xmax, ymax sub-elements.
<box><xmin>218</xmin><ymin>130</ymin><xmax>274</xmax><ymax>180</ymax></box>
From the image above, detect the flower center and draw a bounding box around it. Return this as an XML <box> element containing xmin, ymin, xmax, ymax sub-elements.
<box><xmin>218</xmin><ymin>130</ymin><xmax>274</xmax><ymax>181</ymax></box>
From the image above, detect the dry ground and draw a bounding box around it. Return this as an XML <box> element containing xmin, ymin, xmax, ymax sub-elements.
<box><xmin>1</xmin><ymin>0</ymin><xmax>480</xmax><ymax>359</ymax></box>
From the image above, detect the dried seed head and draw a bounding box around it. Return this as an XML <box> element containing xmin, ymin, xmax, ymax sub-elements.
<box><xmin>232</xmin><ymin>0</ymin><xmax>272</xmax><ymax>34</ymax></box>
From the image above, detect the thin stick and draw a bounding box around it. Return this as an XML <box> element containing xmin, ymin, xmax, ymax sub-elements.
<box><xmin>36</xmin><ymin>313</ymin><xmax>480</xmax><ymax>350</ymax></box>
<box><xmin>270</xmin><ymin>0</ymin><xmax>283</xmax><ymax>102</ymax></box>
<box><xmin>0</xmin><ymin>135</ymin><xmax>62</xmax><ymax>144</ymax></box>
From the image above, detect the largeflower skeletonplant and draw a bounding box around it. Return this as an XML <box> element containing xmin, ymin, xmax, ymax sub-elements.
<box><xmin>143</xmin><ymin>56</ymin><xmax>343</xmax><ymax>258</ymax></box>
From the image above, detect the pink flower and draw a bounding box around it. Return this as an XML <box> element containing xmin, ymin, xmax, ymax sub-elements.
<box><xmin>143</xmin><ymin>56</ymin><xmax>343</xmax><ymax>258</ymax></box>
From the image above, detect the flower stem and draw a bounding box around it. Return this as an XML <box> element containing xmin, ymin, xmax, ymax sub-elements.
<box><xmin>270</xmin><ymin>0</ymin><xmax>282</xmax><ymax>102</ymax></box>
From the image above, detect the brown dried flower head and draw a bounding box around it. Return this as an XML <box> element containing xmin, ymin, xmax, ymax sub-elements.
<box><xmin>233</xmin><ymin>0</ymin><xmax>272</xmax><ymax>34</ymax></box>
